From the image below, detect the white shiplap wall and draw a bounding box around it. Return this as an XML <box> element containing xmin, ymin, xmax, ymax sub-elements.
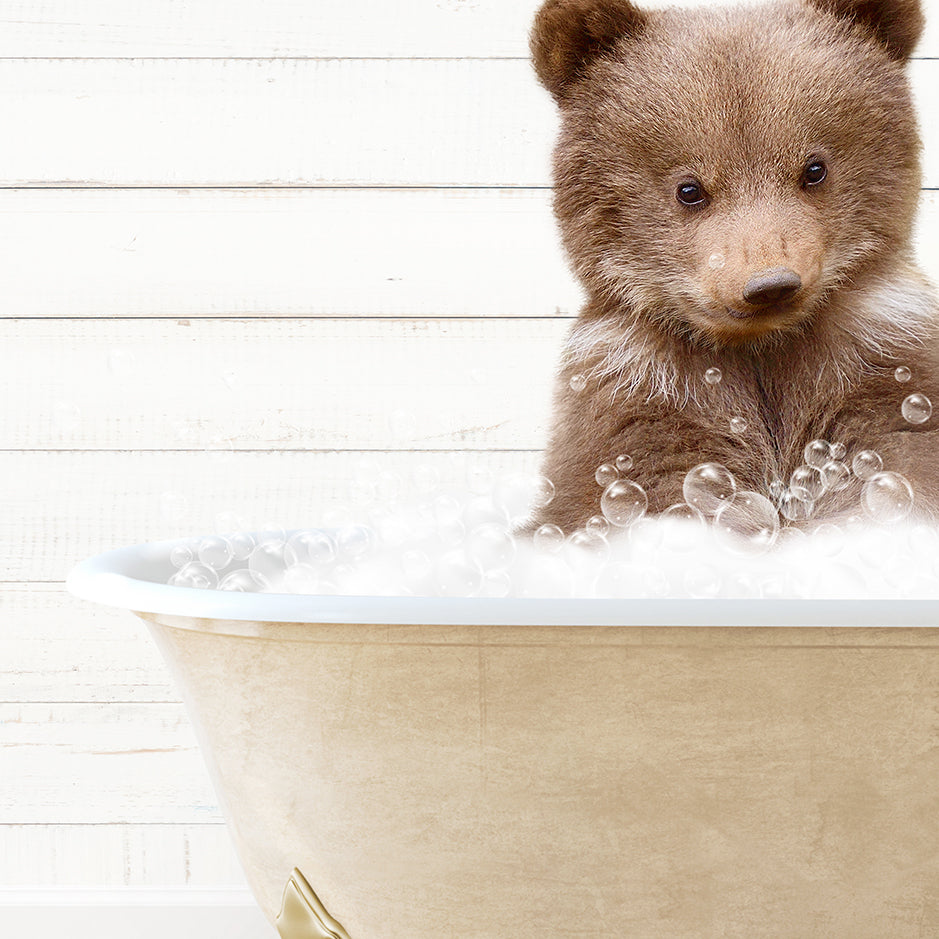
<box><xmin>1</xmin><ymin>0</ymin><xmax>937</xmax><ymax>929</ymax></box>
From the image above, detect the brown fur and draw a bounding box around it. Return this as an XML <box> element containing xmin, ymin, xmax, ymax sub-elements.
<box><xmin>530</xmin><ymin>0</ymin><xmax>939</xmax><ymax>533</ymax></box>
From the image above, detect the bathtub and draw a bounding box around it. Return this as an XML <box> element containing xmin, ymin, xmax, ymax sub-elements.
<box><xmin>68</xmin><ymin>536</ymin><xmax>939</xmax><ymax>938</ymax></box>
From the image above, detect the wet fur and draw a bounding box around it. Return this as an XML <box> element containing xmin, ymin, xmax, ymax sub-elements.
<box><xmin>530</xmin><ymin>0</ymin><xmax>939</xmax><ymax>531</ymax></box>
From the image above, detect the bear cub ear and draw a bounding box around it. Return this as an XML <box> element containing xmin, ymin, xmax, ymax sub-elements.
<box><xmin>531</xmin><ymin>0</ymin><xmax>648</xmax><ymax>102</ymax></box>
<box><xmin>808</xmin><ymin>0</ymin><xmax>924</xmax><ymax>60</ymax></box>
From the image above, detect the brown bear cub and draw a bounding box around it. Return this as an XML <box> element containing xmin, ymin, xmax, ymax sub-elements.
<box><xmin>530</xmin><ymin>0</ymin><xmax>939</xmax><ymax>534</ymax></box>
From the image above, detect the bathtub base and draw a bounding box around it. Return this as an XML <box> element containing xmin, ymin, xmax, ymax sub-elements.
<box><xmin>139</xmin><ymin>618</ymin><xmax>939</xmax><ymax>938</ymax></box>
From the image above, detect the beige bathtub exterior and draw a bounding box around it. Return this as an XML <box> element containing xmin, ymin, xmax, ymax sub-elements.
<box><xmin>138</xmin><ymin>615</ymin><xmax>939</xmax><ymax>938</ymax></box>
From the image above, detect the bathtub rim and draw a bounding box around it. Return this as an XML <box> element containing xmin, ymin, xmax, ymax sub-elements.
<box><xmin>67</xmin><ymin>535</ymin><xmax>939</xmax><ymax>628</ymax></box>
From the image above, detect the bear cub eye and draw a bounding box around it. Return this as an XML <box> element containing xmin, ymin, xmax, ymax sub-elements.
<box><xmin>676</xmin><ymin>180</ymin><xmax>709</xmax><ymax>208</ymax></box>
<box><xmin>801</xmin><ymin>159</ymin><xmax>828</xmax><ymax>188</ymax></box>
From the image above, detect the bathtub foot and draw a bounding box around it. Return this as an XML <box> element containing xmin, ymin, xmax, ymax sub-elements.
<box><xmin>276</xmin><ymin>868</ymin><xmax>352</xmax><ymax>939</ymax></box>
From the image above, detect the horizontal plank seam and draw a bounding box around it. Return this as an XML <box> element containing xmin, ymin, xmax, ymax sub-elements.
<box><xmin>0</xmin><ymin>55</ymin><xmax>932</xmax><ymax>63</ymax></box>
<box><xmin>0</xmin><ymin>184</ymin><xmax>555</xmax><ymax>191</ymax></box>
<box><xmin>0</xmin><ymin>821</ymin><xmax>228</xmax><ymax>826</ymax></box>
<box><xmin>0</xmin><ymin>448</ymin><xmax>543</xmax><ymax>454</ymax></box>
<box><xmin>0</xmin><ymin>185</ymin><xmax>932</xmax><ymax>193</ymax></box>
<box><xmin>0</xmin><ymin>315</ymin><xmax>576</xmax><ymax>322</ymax></box>
<box><xmin>0</xmin><ymin>56</ymin><xmax>538</xmax><ymax>62</ymax></box>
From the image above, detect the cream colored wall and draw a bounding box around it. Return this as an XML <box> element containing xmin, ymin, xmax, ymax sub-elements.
<box><xmin>1</xmin><ymin>0</ymin><xmax>937</xmax><ymax>900</ymax></box>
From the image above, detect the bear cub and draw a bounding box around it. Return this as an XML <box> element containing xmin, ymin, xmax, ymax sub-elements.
<box><xmin>530</xmin><ymin>0</ymin><xmax>939</xmax><ymax>533</ymax></box>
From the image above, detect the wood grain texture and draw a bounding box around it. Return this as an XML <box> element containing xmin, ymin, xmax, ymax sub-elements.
<box><xmin>0</xmin><ymin>824</ymin><xmax>245</xmax><ymax>886</ymax></box>
<box><xmin>3</xmin><ymin>317</ymin><xmax>562</xmax><ymax>450</ymax></box>
<box><xmin>0</xmin><ymin>58</ymin><xmax>935</xmax><ymax>188</ymax></box>
<box><xmin>0</xmin><ymin>59</ymin><xmax>556</xmax><ymax>188</ymax></box>
<box><xmin>1</xmin><ymin>0</ymin><xmax>937</xmax><ymax>58</ymax></box>
<box><xmin>0</xmin><ymin>449</ymin><xmax>539</xmax><ymax>580</ymax></box>
<box><xmin>0</xmin><ymin>188</ymin><xmax>582</xmax><ymax>317</ymax></box>
<box><xmin>0</xmin><ymin>702</ymin><xmax>221</xmax><ymax>823</ymax></box>
<box><xmin>5</xmin><ymin>187</ymin><xmax>939</xmax><ymax>318</ymax></box>
<box><xmin>1</xmin><ymin>584</ymin><xmax>176</xmax><ymax>704</ymax></box>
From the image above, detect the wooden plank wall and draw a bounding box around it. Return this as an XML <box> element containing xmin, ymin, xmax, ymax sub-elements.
<box><xmin>1</xmin><ymin>0</ymin><xmax>938</xmax><ymax>892</ymax></box>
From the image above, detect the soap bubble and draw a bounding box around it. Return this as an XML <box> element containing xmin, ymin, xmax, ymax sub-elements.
<box><xmin>708</xmin><ymin>253</ymin><xmax>726</xmax><ymax>270</ymax></box>
<box><xmin>704</xmin><ymin>367</ymin><xmax>722</xmax><ymax>385</ymax></box>
<box><xmin>530</xmin><ymin>476</ymin><xmax>556</xmax><ymax>509</ymax></box>
<box><xmin>683</xmin><ymin>463</ymin><xmax>736</xmax><ymax>516</ymax></box>
<box><xmin>803</xmin><ymin>439</ymin><xmax>831</xmax><ymax>469</ymax></box>
<box><xmin>729</xmin><ymin>416</ymin><xmax>748</xmax><ymax>434</ymax></box>
<box><xmin>595</xmin><ymin>463</ymin><xmax>619</xmax><ymax>487</ymax></box>
<box><xmin>286</xmin><ymin>530</ymin><xmax>336</xmax><ymax>567</ymax></box>
<box><xmin>821</xmin><ymin>460</ymin><xmax>851</xmax><ymax>493</ymax></box>
<box><xmin>436</xmin><ymin>518</ymin><xmax>466</xmax><ymax>547</ymax></box>
<box><xmin>901</xmin><ymin>393</ymin><xmax>932</xmax><ymax>424</ymax></box>
<box><xmin>862</xmin><ymin>471</ymin><xmax>914</xmax><ymax>524</ymax></box>
<box><xmin>248</xmin><ymin>540</ymin><xmax>289</xmax><ymax>584</ymax></box>
<box><xmin>255</xmin><ymin>526</ymin><xmax>288</xmax><ymax>546</ymax></box>
<box><xmin>218</xmin><ymin>569</ymin><xmax>268</xmax><ymax>592</ymax></box>
<box><xmin>435</xmin><ymin>549</ymin><xmax>483</xmax><ymax>597</ymax></box>
<box><xmin>565</xmin><ymin>528</ymin><xmax>610</xmax><ymax>565</ymax></box>
<box><xmin>789</xmin><ymin>465</ymin><xmax>825</xmax><ymax>501</ymax></box>
<box><xmin>569</xmin><ymin>373</ymin><xmax>587</xmax><ymax>392</ymax></box>
<box><xmin>894</xmin><ymin>366</ymin><xmax>912</xmax><ymax>382</ymax></box>
<box><xmin>198</xmin><ymin>536</ymin><xmax>233</xmax><ymax>571</ymax></box>
<box><xmin>466</xmin><ymin>523</ymin><xmax>516</xmax><ymax>572</ymax></box>
<box><xmin>480</xmin><ymin>570</ymin><xmax>512</xmax><ymax>598</ymax></box>
<box><xmin>662</xmin><ymin>502</ymin><xmax>703</xmax><ymax>522</ymax></box>
<box><xmin>600</xmin><ymin>479</ymin><xmax>648</xmax><ymax>527</ymax></box>
<box><xmin>533</xmin><ymin>523</ymin><xmax>564</xmax><ymax>554</ymax></box>
<box><xmin>170</xmin><ymin>543</ymin><xmax>194</xmax><ymax>569</ymax></box>
<box><xmin>713</xmin><ymin>490</ymin><xmax>779</xmax><ymax>552</ymax></box>
<box><xmin>851</xmin><ymin>450</ymin><xmax>883</xmax><ymax>480</ymax></box>
<box><xmin>614</xmin><ymin>454</ymin><xmax>634</xmax><ymax>473</ymax></box>
<box><xmin>169</xmin><ymin>562</ymin><xmax>219</xmax><ymax>590</ymax></box>
<box><xmin>337</xmin><ymin>525</ymin><xmax>374</xmax><ymax>560</ymax></box>
<box><xmin>227</xmin><ymin>531</ymin><xmax>256</xmax><ymax>561</ymax></box>
<box><xmin>778</xmin><ymin>489</ymin><xmax>815</xmax><ymax>522</ymax></box>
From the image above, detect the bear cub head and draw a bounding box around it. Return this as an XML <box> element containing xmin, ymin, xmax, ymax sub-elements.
<box><xmin>531</xmin><ymin>0</ymin><xmax>925</xmax><ymax>348</ymax></box>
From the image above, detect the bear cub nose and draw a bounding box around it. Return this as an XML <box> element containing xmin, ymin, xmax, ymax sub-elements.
<box><xmin>742</xmin><ymin>267</ymin><xmax>802</xmax><ymax>306</ymax></box>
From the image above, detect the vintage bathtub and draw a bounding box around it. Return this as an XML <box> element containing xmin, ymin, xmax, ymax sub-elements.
<box><xmin>68</xmin><ymin>536</ymin><xmax>939</xmax><ymax>938</ymax></box>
